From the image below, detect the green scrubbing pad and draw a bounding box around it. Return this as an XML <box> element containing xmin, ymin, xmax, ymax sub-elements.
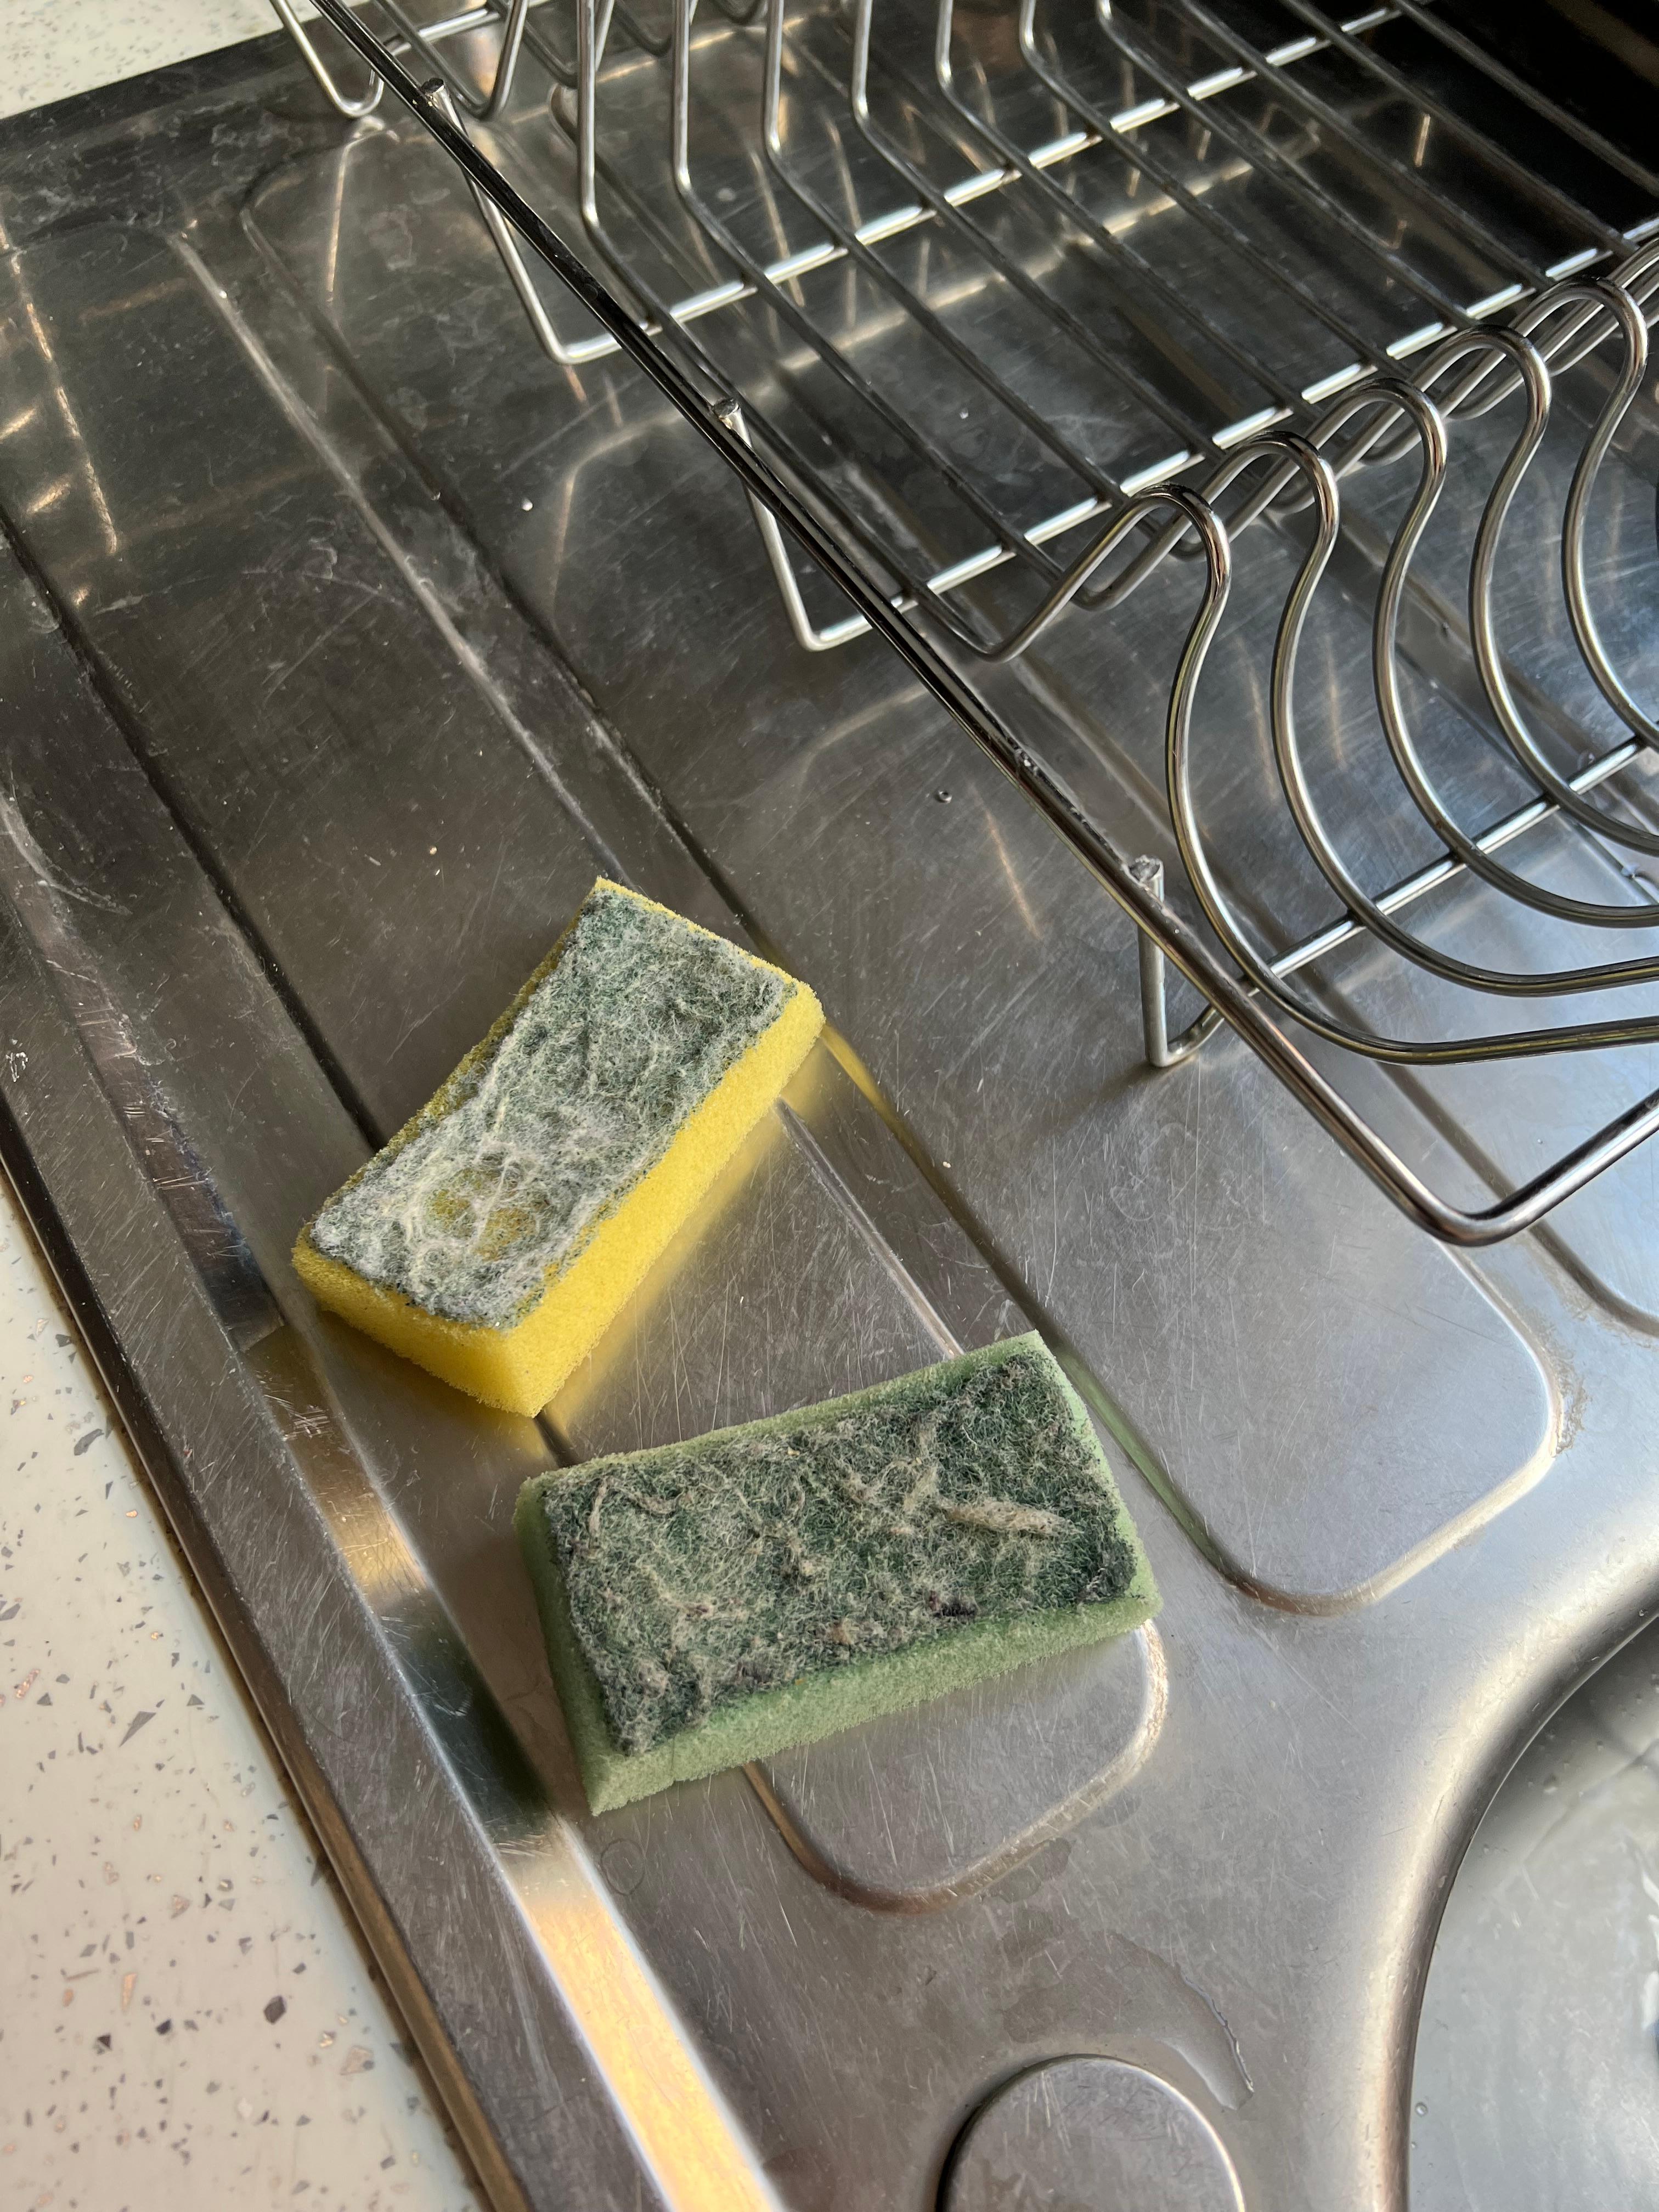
<box><xmin>515</xmin><ymin>1334</ymin><xmax>1160</xmax><ymax>1812</ymax></box>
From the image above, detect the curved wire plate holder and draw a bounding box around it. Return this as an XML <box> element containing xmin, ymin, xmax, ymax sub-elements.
<box><xmin>276</xmin><ymin>0</ymin><xmax>1659</xmax><ymax>1246</ymax></box>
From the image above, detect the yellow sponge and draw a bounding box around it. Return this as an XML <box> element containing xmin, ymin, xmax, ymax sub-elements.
<box><xmin>293</xmin><ymin>881</ymin><xmax>822</xmax><ymax>1414</ymax></box>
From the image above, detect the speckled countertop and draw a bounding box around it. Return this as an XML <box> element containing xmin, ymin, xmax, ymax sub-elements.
<box><xmin>0</xmin><ymin>1199</ymin><xmax>484</xmax><ymax>2212</ymax></box>
<box><xmin>0</xmin><ymin>2</ymin><xmax>298</xmax><ymax>120</ymax></box>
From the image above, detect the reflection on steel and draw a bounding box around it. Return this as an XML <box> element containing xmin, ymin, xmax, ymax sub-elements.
<box><xmin>274</xmin><ymin>0</ymin><xmax>1659</xmax><ymax>1250</ymax></box>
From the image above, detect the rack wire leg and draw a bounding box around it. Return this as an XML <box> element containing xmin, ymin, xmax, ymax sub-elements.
<box><xmin>268</xmin><ymin>0</ymin><xmax>385</xmax><ymax>116</ymax></box>
<box><xmin>714</xmin><ymin>402</ymin><xmax>873</xmax><ymax>652</ymax></box>
<box><xmin>1131</xmin><ymin>857</ymin><xmax>1175</xmax><ymax>1068</ymax></box>
<box><xmin>1131</xmin><ymin>857</ymin><xmax>1221</xmax><ymax>1070</ymax></box>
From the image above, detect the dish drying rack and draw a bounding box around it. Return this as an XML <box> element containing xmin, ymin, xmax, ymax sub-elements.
<box><xmin>274</xmin><ymin>0</ymin><xmax>1659</xmax><ymax>1245</ymax></box>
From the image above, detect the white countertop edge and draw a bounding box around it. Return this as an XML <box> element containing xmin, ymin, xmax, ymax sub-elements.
<box><xmin>0</xmin><ymin>2</ymin><xmax>314</xmax><ymax>123</ymax></box>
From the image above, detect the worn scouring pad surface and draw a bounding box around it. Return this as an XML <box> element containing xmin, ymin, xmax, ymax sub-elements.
<box><xmin>515</xmin><ymin>1334</ymin><xmax>1160</xmax><ymax>1813</ymax></box>
<box><xmin>294</xmin><ymin>880</ymin><xmax>822</xmax><ymax>1414</ymax></box>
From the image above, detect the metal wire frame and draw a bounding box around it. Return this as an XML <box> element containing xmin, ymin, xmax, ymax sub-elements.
<box><xmin>1083</xmin><ymin>259</ymin><xmax>1659</xmax><ymax>1073</ymax></box>
<box><xmin>283</xmin><ymin>1</ymin><xmax>1659</xmax><ymax>557</ymax></box>
<box><xmin>337</xmin><ymin>0</ymin><xmax>1542</xmax><ymax>633</ymax></box>
<box><xmin>1170</xmin><ymin>350</ymin><xmax>1659</xmax><ymax>1063</ymax></box>
<box><xmin>659</xmin><ymin>0</ymin><xmax>1659</xmax><ymax>641</ymax></box>
<box><xmin>313</xmin><ymin>5</ymin><xmax>1651</xmax><ymax>609</ymax></box>
<box><xmin>579</xmin><ymin>0</ymin><xmax>1659</xmax><ymax>980</ymax></box>
<box><xmin>541</xmin><ymin>0</ymin><xmax>1380</xmax><ymax>647</ymax></box>
<box><xmin>275</xmin><ymin>0</ymin><xmax>769</xmax><ymax>112</ymax></box>
<box><xmin>1376</xmin><ymin>0</ymin><xmax>1659</xmax><ymax>216</ymax></box>
<box><xmin>276</xmin><ymin>0</ymin><xmax>1659</xmax><ymax>1246</ymax></box>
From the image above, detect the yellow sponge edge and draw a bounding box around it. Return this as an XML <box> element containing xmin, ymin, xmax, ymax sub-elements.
<box><xmin>293</xmin><ymin>884</ymin><xmax>823</xmax><ymax>1416</ymax></box>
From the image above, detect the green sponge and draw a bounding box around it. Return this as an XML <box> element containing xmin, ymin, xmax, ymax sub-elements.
<box><xmin>515</xmin><ymin>1334</ymin><xmax>1160</xmax><ymax>1812</ymax></box>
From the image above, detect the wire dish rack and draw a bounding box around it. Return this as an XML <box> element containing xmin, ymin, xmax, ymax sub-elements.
<box><xmin>274</xmin><ymin>0</ymin><xmax>1659</xmax><ymax>1245</ymax></box>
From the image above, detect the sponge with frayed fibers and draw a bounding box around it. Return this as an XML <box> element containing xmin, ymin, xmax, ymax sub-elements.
<box><xmin>515</xmin><ymin>1334</ymin><xmax>1160</xmax><ymax>1812</ymax></box>
<box><xmin>294</xmin><ymin>879</ymin><xmax>822</xmax><ymax>1414</ymax></box>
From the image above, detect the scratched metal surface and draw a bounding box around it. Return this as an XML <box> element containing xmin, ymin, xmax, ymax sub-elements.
<box><xmin>1411</xmin><ymin>1612</ymin><xmax>1659</xmax><ymax>2212</ymax></box>
<box><xmin>0</xmin><ymin>20</ymin><xmax>1654</xmax><ymax>2212</ymax></box>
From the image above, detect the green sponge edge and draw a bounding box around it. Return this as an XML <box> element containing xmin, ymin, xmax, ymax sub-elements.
<box><xmin>514</xmin><ymin>1338</ymin><xmax>1161</xmax><ymax>1815</ymax></box>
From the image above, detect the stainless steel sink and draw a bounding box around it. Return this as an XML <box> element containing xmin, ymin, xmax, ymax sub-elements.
<box><xmin>1413</xmin><ymin>1620</ymin><xmax>1659</xmax><ymax>2209</ymax></box>
<box><xmin>0</xmin><ymin>9</ymin><xmax>1656</xmax><ymax>2208</ymax></box>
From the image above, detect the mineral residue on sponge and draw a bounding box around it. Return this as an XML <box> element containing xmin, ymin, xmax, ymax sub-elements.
<box><xmin>294</xmin><ymin>879</ymin><xmax>823</xmax><ymax>1414</ymax></box>
<box><xmin>515</xmin><ymin>1334</ymin><xmax>1160</xmax><ymax>1812</ymax></box>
